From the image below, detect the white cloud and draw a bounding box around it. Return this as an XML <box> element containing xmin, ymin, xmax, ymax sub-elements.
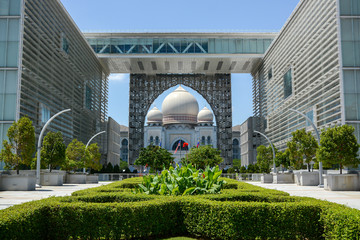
<box><xmin>109</xmin><ymin>73</ymin><xmax>129</xmax><ymax>82</ymax></box>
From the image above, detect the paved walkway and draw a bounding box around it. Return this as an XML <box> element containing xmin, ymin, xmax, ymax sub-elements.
<box><xmin>0</xmin><ymin>182</ymin><xmax>111</xmax><ymax>210</ymax></box>
<box><xmin>246</xmin><ymin>181</ymin><xmax>360</xmax><ymax>210</ymax></box>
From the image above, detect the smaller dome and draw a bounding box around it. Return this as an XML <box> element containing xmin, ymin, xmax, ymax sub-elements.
<box><xmin>147</xmin><ymin>107</ymin><xmax>163</xmax><ymax>124</ymax></box>
<box><xmin>197</xmin><ymin>107</ymin><xmax>213</xmax><ymax>123</ymax></box>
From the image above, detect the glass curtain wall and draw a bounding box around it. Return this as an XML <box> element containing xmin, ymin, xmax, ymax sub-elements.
<box><xmin>340</xmin><ymin>0</ymin><xmax>360</xmax><ymax>142</ymax></box>
<box><xmin>0</xmin><ymin>0</ymin><xmax>22</xmax><ymax>169</ymax></box>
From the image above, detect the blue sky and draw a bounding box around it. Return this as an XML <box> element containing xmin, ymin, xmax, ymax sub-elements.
<box><xmin>61</xmin><ymin>0</ymin><xmax>300</xmax><ymax>126</ymax></box>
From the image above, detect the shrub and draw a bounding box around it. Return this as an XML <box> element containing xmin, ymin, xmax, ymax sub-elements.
<box><xmin>136</xmin><ymin>165</ymin><xmax>226</xmax><ymax>196</ymax></box>
<box><xmin>1</xmin><ymin>176</ymin><xmax>360</xmax><ymax>240</ymax></box>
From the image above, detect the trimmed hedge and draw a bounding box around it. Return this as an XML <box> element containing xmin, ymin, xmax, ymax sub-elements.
<box><xmin>0</xmin><ymin>177</ymin><xmax>360</xmax><ymax>240</ymax></box>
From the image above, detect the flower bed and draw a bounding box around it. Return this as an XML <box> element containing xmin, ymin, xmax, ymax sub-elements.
<box><xmin>0</xmin><ymin>178</ymin><xmax>359</xmax><ymax>239</ymax></box>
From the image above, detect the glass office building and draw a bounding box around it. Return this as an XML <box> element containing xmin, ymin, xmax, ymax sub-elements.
<box><xmin>0</xmin><ymin>0</ymin><xmax>109</xmax><ymax>168</ymax></box>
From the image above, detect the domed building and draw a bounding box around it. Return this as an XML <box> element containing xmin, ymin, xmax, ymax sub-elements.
<box><xmin>144</xmin><ymin>86</ymin><xmax>217</xmax><ymax>163</ymax></box>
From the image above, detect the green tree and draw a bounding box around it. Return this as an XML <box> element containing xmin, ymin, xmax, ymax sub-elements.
<box><xmin>247</xmin><ymin>163</ymin><xmax>260</xmax><ymax>173</ymax></box>
<box><xmin>135</xmin><ymin>145</ymin><xmax>174</xmax><ymax>171</ymax></box>
<box><xmin>287</xmin><ymin>129</ymin><xmax>318</xmax><ymax>171</ymax></box>
<box><xmin>276</xmin><ymin>149</ymin><xmax>290</xmax><ymax>172</ymax></box>
<box><xmin>256</xmin><ymin>145</ymin><xmax>277</xmax><ymax>173</ymax></box>
<box><xmin>119</xmin><ymin>159</ymin><xmax>130</xmax><ymax>172</ymax></box>
<box><xmin>0</xmin><ymin>116</ymin><xmax>35</xmax><ymax>174</ymax></box>
<box><xmin>105</xmin><ymin>162</ymin><xmax>114</xmax><ymax>173</ymax></box>
<box><xmin>317</xmin><ymin>125</ymin><xmax>360</xmax><ymax>174</ymax></box>
<box><xmin>232</xmin><ymin>159</ymin><xmax>241</xmax><ymax>171</ymax></box>
<box><xmin>84</xmin><ymin>143</ymin><xmax>102</xmax><ymax>172</ymax></box>
<box><xmin>186</xmin><ymin>145</ymin><xmax>223</xmax><ymax>169</ymax></box>
<box><xmin>63</xmin><ymin>139</ymin><xmax>85</xmax><ymax>172</ymax></box>
<box><xmin>41</xmin><ymin>131</ymin><xmax>66</xmax><ymax>172</ymax></box>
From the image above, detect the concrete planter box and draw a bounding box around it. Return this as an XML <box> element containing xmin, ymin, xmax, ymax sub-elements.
<box><xmin>86</xmin><ymin>174</ymin><xmax>99</xmax><ymax>184</ymax></box>
<box><xmin>65</xmin><ymin>174</ymin><xmax>87</xmax><ymax>184</ymax></box>
<box><xmin>0</xmin><ymin>174</ymin><xmax>36</xmax><ymax>191</ymax></box>
<box><xmin>294</xmin><ymin>171</ymin><xmax>319</xmax><ymax>186</ymax></box>
<box><xmin>261</xmin><ymin>174</ymin><xmax>273</xmax><ymax>183</ymax></box>
<box><xmin>273</xmin><ymin>173</ymin><xmax>294</xmax><ymax>184</ymax></box>
<box><xmin>324</xmin><ymin>174</ymin><xmax>360</xmax><ymax>191</ymax></box>
<box><xmin>40</xmin><ymin>172</ymin><xmax>63</xmax><ymax>186</ymax></box>
<box><xmin>251</xmin><ymin>174</ymin><xmax>263</xmax><ymax>181</ymax></box>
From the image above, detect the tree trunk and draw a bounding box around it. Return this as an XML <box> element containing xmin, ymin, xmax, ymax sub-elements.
<box><xmin>340</xmin><ymin>163</ymin><xmax>342</xmax><ymax>174</ymax></box>
<box><xmin>16</xmin><ymin>167</ymin><xmax>19</xmax><ymax>175</ymax></box>
<box><xmin>308</xmin><ymin>163</ymin><xmax>311</xmax><ymax>172</ymax></box>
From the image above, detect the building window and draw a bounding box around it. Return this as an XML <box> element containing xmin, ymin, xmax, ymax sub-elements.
<box><xmin>150</xmin><ymin>136</ymin><xmax>154</xmax><ymax>144</ymax></box>
<box><xmin>233</xmin><ymin>139</ymin><xmax>240</xmax><ymax>159</ymax></box>
<box><xmin>155</xmin><ymin>136</ymin><xmax>159</xmax><ymax>145</ymax></box>
<box><xmin>61</xmin><ymin>33</ymin><xmax>69</xmax><ymax>54</ymax></box>
<box><xmin>85</xmin><ymin>85</ymin><xmax>92</xmax><ymax>110</ymax></box>
<box><xmin>201</xmin><ymin>136</ymin><xmax>206</xmax><ymax>145</ymax></box>
<box><xmin>283</xmin><ymin>68</ymin><xmax>292</xmax><ymax>99</ymax></box>
<box><xmin>121</xmin><ymin>139</ymin><xmax>128</xmax><ymax>146</ymax></box>
<box><xmin>268</xmin><ymin>67</ymin><xmax>272</xmax><ymax>80</ymax></box>
<box><xmin>306</xmin><ymin>110</ymin><xmax>314</xmax><ymax>127</ymax></box>
<box><xmin>207</xmin><ymin>136</ymin><xmax>211</xmax><ymax>145</ymax></box>
<box><xmin>40</xmin><ymin>103</ymin><xmax>50</xmax><ymax>124</ymax></box>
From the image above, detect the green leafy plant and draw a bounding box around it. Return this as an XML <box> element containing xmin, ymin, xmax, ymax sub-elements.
<box><xmin>0</xmin><ymin>116</ymin><xmax>35</xmax><ymax>174</ymax></box>
<box><xmin>136</xmin><ymin>164</ymin><xmax>226</xmax><ymax>196</ymax></box>
<box><xmin>41</xmin><ymin>131</ymin><xmax>66</xmax><ymax>172</ymax></box>
<box><xmin>317</xmin><ymin>125</ymin><xmax>360</xmax><ymax>174</ymax></box>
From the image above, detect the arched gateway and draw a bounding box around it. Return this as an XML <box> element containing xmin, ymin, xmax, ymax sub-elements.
<box><xmin>129</xmin><ymin>74</ymin><xmax>232</xmax><ymax>166</ymax></box>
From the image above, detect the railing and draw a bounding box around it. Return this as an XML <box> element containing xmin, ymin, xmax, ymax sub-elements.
<box><xmin>98</xmin><ymin>173</ymin><xmax>265</xmax><ymax>181</ymax></box>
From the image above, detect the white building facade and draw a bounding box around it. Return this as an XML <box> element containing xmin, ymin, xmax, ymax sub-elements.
<box><xmin>144</xmin><ymin>86</ymin><xmax>217</xmax><ymax>162</ymax></box>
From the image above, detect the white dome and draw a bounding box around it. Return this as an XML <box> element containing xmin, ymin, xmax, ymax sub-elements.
<box><xmin>146</xmin><ymin>107</ymin><xmax>163</xmax><ymax>124</ymax></box>
<box><xmin>162</xmin><ymin>86</ymin><xmax>199</xmax><ymax>125</ymax></box>
<box><xmin>197</xmin><ymin>107</ymin><xmax>213</xmax><ymax>123</ymax></box>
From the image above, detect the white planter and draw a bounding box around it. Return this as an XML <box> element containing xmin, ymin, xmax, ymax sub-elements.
<box><xmin>261</xmin><ymin>174</ymin><xmax>273</xmax><ymax>183</ymax></box>
<box><xmin>0</xmin><ymin>174</ymin><xmax>36</xmax><ymax>191</ymax></box>
<box><xmin>273</xmin><ymin>173</ymin><xmax>294</xmax><ymax>184</ymax></box>
<box><xmin>295</xmin><ymin>171</ymin><xmax>319</xmax><ymax>186</ymax></box>
<box><xmin>251</xmin><ymin>174</ymin><xmax>263</xmax><ymax>181</ymax></box>
<box><xmin>65</xmin><ymin>174</ymin><xmax>87</xmax><ymax>184</ymax></box>
<box><xmin>40</xmin><ymin>172</ymin><xmax>63</xmax><ymax>186</ymax></box>
<box><xmin>86</xmin><ymin>174</ymin><xmax>99</xmax><ymax>184</ymax></box>
<box><xmin>324</xmin><ymin>174</ymin><xmax>360</xmax><ymax>191</ymax></box>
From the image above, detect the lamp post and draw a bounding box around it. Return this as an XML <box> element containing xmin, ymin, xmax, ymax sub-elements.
<box><xmin>254</xmin><ymin>130</ymin><xmax>276</xmax><ymax>174</ymax></box>
<box><xmin>289</xmin><ymin>108</ymin><xmax>323</xmax><ymax>187</ymax></box>
<box><xmin>83</xmin><ymin>131</ymin><xmax>106</xmax><ymax>173</ymax></box>
<box><xmin>36</xmin><ymin>109</ymin><xmax>71</xmax><ymax>188</ymax></box>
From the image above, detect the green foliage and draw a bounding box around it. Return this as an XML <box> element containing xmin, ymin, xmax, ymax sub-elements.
<box><xmin>317</xmin><ymin>125</ymin><xmax>360</xmax><ymax>174</ymax></box>
<box><xmin>135</xmin><ymin>145</ymin><xmax>174</xmax><ymax>171</ymax></box>
<box><xmin>41</xmin><ymin>131</ymin><xmax>66</xmax><ymax>172</ymax></box>
<box><xmin>63</xmin><ymin>139</ymin><xmax>85</xmax><ymax>172</ymax></box>
<box><xmin>1</xmin><ymin>177</ymin><xmax>360</xmax><ymax>240</ymax></box>
<box><xmin>113</xmin><ymin>164</ymin><xmax>120</xmax><ymax>173</ymax></box>
<box><xmin>185</xmin><ymin>145</ymin><xmax>223</xmax><ymax>169</ymax></box>
<box><xmin>276</xmin><ymin>149</ymin><xmax>291</xmax><ymax>171</ymax></box>
<box><xmin>256</xmin><ymin>145</ymin><xmax>276</xmax><ymax>173</ymax></box>
<box><xmin>0</xmin><ymin>116</ymin><xmax>35</xmax><ymax>174</ymax></box>
<box><xmin>105</xmin><ymin>162</ymin><xmax>114</xmax><ymax>173</ymax></box>
<box><xmin>232</xmin><ymin>159</ymin><xmax>241</xmax><ymax>169</ymax></box>
<box><xmin>287</xmin><ymin>129</ymin><xmax>318</xmax><ymax>171</ymax></box>
<box><xmin>84</xmin><ymin>143</ymin><xmax>102</xmax><ymax>171</ymax></box>
<box><xmin>247</xmin><ymin>163</ymin><xmax>260</xmax><ymax>173</ymax></box>
<box><xmin>136</xmin><ymin>165</ymin><xmax>226</xmax><ymax>196</ymax></box>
